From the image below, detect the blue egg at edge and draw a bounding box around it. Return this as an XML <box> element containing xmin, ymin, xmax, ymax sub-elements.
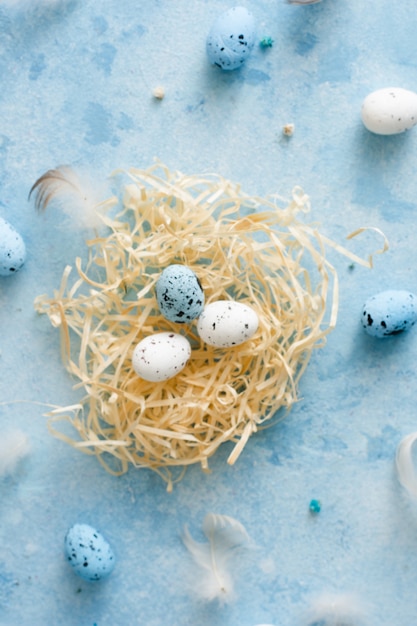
<box><xmin>155</xmin><ymin>264</ymin><xmax>205</xmax><ymax>323</ymax></box>
<box><xmin>0</xmin><ymin>217</ymin><xmax>26</xmax><ymax>277</ymax></box>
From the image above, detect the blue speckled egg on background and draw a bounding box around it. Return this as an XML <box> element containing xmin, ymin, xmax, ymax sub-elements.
<box><xmin>64</xmin><ymin>523</ymin><xmax>115</xmax><ymax>582</ymax></box>
<box><xmin>206</xmin><ymin>6</ymin><xmax>256</xmax><ymax>70</ymax></box>
<box><xmin>0</xmin><ymin>216</ymin><xmax>26</xmax><ymax>276</ymax></box>
<box><xmin>155</xmin><ymin>264</ymin><xmax>204</xmax><ymax>323</ymax></box>
<box><xmin>361</xmin><ymin>290</ymin><xmax>417</xmax><ymax>337</ymax></box>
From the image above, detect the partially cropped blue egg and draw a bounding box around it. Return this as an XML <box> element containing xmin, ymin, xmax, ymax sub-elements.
<box><xmin>361</xmin><ymin>290</ymin><xmax>417</xmax><ymax>338</ymax></box>
<box><xmin>0</xmin><ymin>217</ymin><xmax>26</xmax><ymax>276</ymax></box>
<box><xmin>155</xmin><ymin>265</ymin><xmax>204</xmax><ymax>323</ymax></box>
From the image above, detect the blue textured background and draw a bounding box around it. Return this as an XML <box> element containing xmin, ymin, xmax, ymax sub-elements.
<box><xmin>1</xmin><ymin>1</ymin><xmax>417</xmax><ymax>625</ymax></box>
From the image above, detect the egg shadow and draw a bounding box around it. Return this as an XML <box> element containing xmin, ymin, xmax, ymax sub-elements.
<box><xmin>356</xmin><ymin>123</ymin><xmax>414</xmax><ymax>164</ymax></box>
<box><xmin>280</xmin><ymin>0</ymin><xmax>338</xmax><ymax>56</ymax></box>
<box><xmin>1</xmin><ymin>0</ymin><xmax>79</xmax><ymax>49</ymax></box>
<box><xmin>203</xmin><ymin>59</ymin><xmax>250</xmax><ymax>93</ymax></box>
<box><xmin>348</xmin><ymin>319</ymin><xmax>417</xmax><ymax>374</ymax></box>
<box><xmin>349</xmin><ymin>123</ymin><xmax>417</xmax><ymax>220</ymax></box>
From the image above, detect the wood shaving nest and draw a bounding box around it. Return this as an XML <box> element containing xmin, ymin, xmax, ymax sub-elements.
<box><xmin>34</xmin><ymin>163</ymin><xmax>387</xmax><ymax>490</ymax></box>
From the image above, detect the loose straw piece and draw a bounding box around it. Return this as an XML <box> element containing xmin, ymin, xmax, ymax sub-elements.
<box><xmin>34</xmin><ymin>163</ymin><xmax>386</xmax><ymax>488</ymax></box>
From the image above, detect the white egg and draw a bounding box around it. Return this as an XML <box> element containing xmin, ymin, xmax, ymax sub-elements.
<box><xmin>197</xmin><ymin>300</ymin><xmax>259</xmax><ymax>348</ymax></box>
<box><xmin>0</xmin><ymin>216</ymin><xmax>26</xmax><ymax>276</ymax></box>
<box><xmin>206</xmin><ymin>6</ymin><xmax>256</xmax><ymax>70</ymax></box>
<box><xmin>132</xmin><ymin>332</ymin><xmax>191</xmax><ymax>382</ymax></box>
<box><xmin>361</xmin><ymin>87</ymin><xmax>417</xmax><ymax>135</ymax></box>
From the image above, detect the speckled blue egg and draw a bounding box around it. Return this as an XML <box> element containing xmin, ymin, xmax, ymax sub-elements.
<box><xmin>361</xmin><ymin>290</ymin><xmax>417</xmax><ymax>338</ymax></box>
<box><xmin>206</xmin><ymin>6</ymin><xmax>256</xmax><ymax>70</ymax></box>
<box><xmin>0</xmin><ymin>216</ymin><xmax>26</xmax><ymax>276</ymax></box>
<box><xmin>155</xmin><ymin>264</ymin><xmax>204</xmax><ymax>323</ymax></box>
<box><xmin>64</xmin><ymin>523</ymin><xmax>115</xmax><ymax>582</ymax></box>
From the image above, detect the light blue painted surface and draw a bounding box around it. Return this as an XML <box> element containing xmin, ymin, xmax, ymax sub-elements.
<box><xmin>1</xmin><ymin>1</ymin><xmax>417</xmax><ymax>625</ymax></box>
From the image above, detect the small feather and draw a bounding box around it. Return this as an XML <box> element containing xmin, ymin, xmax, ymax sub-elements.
<box><xmin>182</xmin><ymin>513</ymin><xmax>251</xmax><ymax>604</ymax></box>
<box><xmin>395</xmin><ymin>432</ymin><xmax>417</xmax><ymax>498</ymax></box>
<box><xmin>304</xmin><ymin>592</ymin><xmax>368</xmax><ymax>625</ymax></box>
<box><xmin>29</xmin><ymin>165</ymin><xmax>107</xmax><ymax>230</ymax></box>
<box><xmin>0</xmin><ymin>430</ymin><xmax>31</xmax><ymax>478</ymax></box>
<box><xmin>29</xmin><ymin>166</ymin><xmax>78</xmax><ymax>212</ymax></box>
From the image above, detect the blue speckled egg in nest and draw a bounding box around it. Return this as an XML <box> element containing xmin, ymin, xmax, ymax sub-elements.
<box><xmin>155</xmin><ymin>264</ymin><xmax>204</xmax><ymax>323</ymax></box>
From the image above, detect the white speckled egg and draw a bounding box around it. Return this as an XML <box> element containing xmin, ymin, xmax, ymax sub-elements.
<box><xmin>156</xmin><ymin>264</ymin><xmax>204</xmax><ymax>323</ymax></box>
<box><xmin>206</xmin><ymin>6</ymin><xmax>256</xmax><ymax>70</ymax></box>
<box><xmin>64</xmin><ymin>523</ymin><xmax>115</xmax><ymax>582</ymax></box>
<box><xmin>197</xmin><ymin>300</ymin><xmax>259</xmax><ymax>348</ymax></box>
<box><xmin>361</xmin><ymin>87</ymin><xmax>417</xmax><ymax>135</ymax></box>
<box><xmin>361</xmin><ymin>290</ymin><xmax>417</xmax><ymax>338</ymax></box>
<box><xmin>132</xmin><ymin>332</ymin><xmax>191</xmax><ymax>382</ymax></box>
<box><xmin>0</xmin><ymin>216</ymin><xmax>26</xmax><ymax>276</ymax></box>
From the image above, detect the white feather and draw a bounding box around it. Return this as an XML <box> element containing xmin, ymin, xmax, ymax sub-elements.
<box><xmin>305</xmin><ymin>592</ymin><xmax>367</xmax><ymax>625</ymax></box>
<box><xmin>395</xmin><ymin>431</ymin><xmax>417</xmax><ymax>498</ymax></box>
<box><xmin>182</xmin><ymin>512</ymin><xmax>251</xmax><ymax>603</ymax></box>
<box><xmin>29</xmin><ymin>165</ymin><xmax>109</xmax><ymax>231</ymax></box>
<box><xmin>0</xmin><ymin>430</ymin><xmax>31</xmax><ymax>477</ymax></box>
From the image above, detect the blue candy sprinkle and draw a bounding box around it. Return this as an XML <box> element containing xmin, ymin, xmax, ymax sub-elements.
<box><xmin>309</xmin><ymin>499</ymin><xmax>321</xmax><ymax>514</ymax></box>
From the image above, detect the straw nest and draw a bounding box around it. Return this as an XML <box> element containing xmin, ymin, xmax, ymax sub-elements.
<box><xmin>34</xmin><ymin>163</ymin><xmax>386</xmax><ymax>490</ymax></box>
